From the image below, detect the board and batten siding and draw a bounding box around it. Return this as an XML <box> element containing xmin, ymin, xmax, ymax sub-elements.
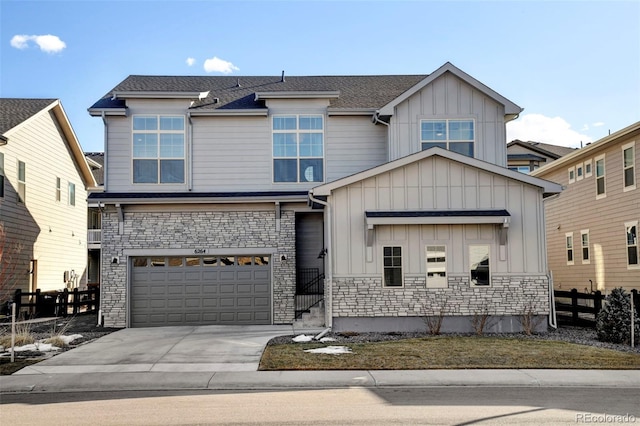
<box><xmin>329</xmin><ymin>155</ymin><xmax>547</xmax><ymax>277</ymax></box>
<box><xmin>0</xmin><ymin>109</ymin><xmax>88</xmax><ymax>292</ymax></box>
<box><xmin>538</xmin><ymin>136</ymin><xmax>640</xmax><ymax>293</ymax></box>
<box><xmin>389</xmin><ymin>72</ymin><xmax>507</xmax><ymax>167</ymax></box>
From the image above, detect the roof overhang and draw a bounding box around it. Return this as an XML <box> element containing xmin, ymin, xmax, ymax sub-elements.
<box><xmin>365</xmin><ymin>209</ymin><xmax>511</xmax><ymax>226</ymax></box>
<box><xmin>0</xmin><ymin>135</ymin><xmax>7</xmax><ymax>145</ymax></box>
<box><xmin>327</xmin><ymin>108</ymin><xmax>377</xmax><ymax>116</ymax></box>
<box><xmin>254</xmin><ymin>91</ymin><xmax>340</xmax><ymax>101</ymax></box>
<box><xmin>89</xmin><ymin>191</ymin><xmax>309</xmax><ymax>205</ymax></box>
<box><xmin>88</xmin><ymin>108</ymin><xmax>128</xmax><ymax>117</ymax></box>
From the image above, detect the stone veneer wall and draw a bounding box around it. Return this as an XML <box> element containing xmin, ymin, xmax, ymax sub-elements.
<box><xmin>331</xmin><ymin>275</ymin><xmax>549</xmax><ymax>319</ymax></box>
<box><xmin>101</xmin><ymin>209</ymin><xmax>296</xmax><ymax>328</ymax></box>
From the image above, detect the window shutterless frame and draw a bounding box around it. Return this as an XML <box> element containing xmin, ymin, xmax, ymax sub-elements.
<box><xmin>581</xmin><ymin>230</ymin><xmax>590</xmax><ymax>264</ymax></box>
<box><xmin>420</xmin><ymin>118</ymin><xmax>475</xmax><ymax>158</ymax></box>
<box><xmin>17</xmin><ymin>160</ymin><xmax>26</xmax><ymax>203</ymax></box>
<box><xmin>595</xmin><ymin>154</ymin><xmax>606</xmax><ymax>199</ymax></box>
<box><xmin>132</xmin><ymin>115</ymin><xmax>185</xmax><ymax>184</ymax></box>
<box><xmin>622</xmin><ymin>141</ymin><xmax>635</xmax><ymax>191</ymax></box>
<box><xmin>272</xmin><ymin>114</ymin><xmax>324</xmax><ymax>183</ymax></box>
<box><xmin>565</xmin><ymin>232</ymin><xmax>574</xmax><ymax>265</ymax></box>
<box><xmin>382</xmin><ymin>246</ymin><xmax>403</xmax><ymax>287</ymax></box>
<box><xmin>469</xmin><ymin>245</ymin><xmax>490</xmax><ymax>286</ymax></box>
<box><xmin>626</xmin><ymin>221</ymin><xmax>639</xmax><ymax>268</ymax></box>
<box><xmin>426</xmin><ymin>245</ymin><xmax>447</xmax><ymax>288</ymax></box>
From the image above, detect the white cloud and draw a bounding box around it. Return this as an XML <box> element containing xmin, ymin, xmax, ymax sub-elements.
<box><xmin>10</xmin><ymin>34</ymin><xmax>66</xmax><ymax>53</ymax></box>
<box><xmin>186</xmin><ymin>57</ymin><xmax>196</xmax><ymax>66</ymax></box>
<box><xmin>592</xmin><ymin>122</ymin><xmax>605</xmax><ymax>127</ymax></box>
<box><xmin>506</xmin><ymin>113</ymin><xmax>593</xmax><ymax>148</ymax></box>
<box><xmin>203</xmin><ymin>56</ymin><xmax>239</xmax><ymax>74</ymax></box>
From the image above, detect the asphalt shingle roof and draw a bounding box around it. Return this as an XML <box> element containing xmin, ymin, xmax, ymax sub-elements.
<box><xmin>508</xmin><ymin>140</ymin><xmax>577</xmax><ymax>158</ymax></box>
<box><xmin>90</xmin><ymin>75</ymin><xmax>429</xmax><ymax>111</ymax></box>
<box><xmin>0</xmin><ymin>98</ymin><xmax>57</xmax><ymax>134</ymax></box>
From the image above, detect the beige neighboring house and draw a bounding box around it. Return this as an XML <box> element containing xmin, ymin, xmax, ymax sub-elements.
<box><xmin>531</xmin><ymin>121</ymin><xmax>640</xmax><ymax>294</ymax></box>
<box><xmin>507</xmin><ymin>140</ymin><xmax>577</xmax><ymax>174</ymax></box>
<box><xmin>0</xmin><ymin>98</ymin><xmax>97</xmax><ymax>300</ymax></box>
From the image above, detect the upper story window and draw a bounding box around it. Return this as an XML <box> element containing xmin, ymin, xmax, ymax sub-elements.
<box><xmin>581</xmin><ymin>230</ymin><xmax>590</xmax><ymax>264</ymax></box>
<box><xmin>622</xmin><ymin>142</ymin><xmax>635</xmax><ymax>191</ymax></box>
<box><xmin>272</xmin><ymin>115</ymin><xmax>324</xmax><ymax>183</ymax></box>
<box><xmin>17</xmin><ymin>160</ymin><xmax>25</xmax><ymax>203</ymax></box>
<box><xmin>565</xmin><ymin>232</ymin><xmax>574</xmax><ymax>265</ymax></box>
<box><xmin>68</xmin><ymin>182</ymin><xmax>75</xmax><ymax>206</ymax></box>
<box><xmin>576</xmin><ymin>163</ymin><xmax>584</xmax><ymax>181</ymax></box>
<box><xmin>421</xmin><ymin>119</ymin><xmax>474</xmax><ymax>157</ymax></box>
<box><xmin>595</xmin><ymin>154</ymin><xmax>606</xmax><ymax>199</ymax></box>
<box><xmin>585</xmin><ymin>159</ymin><xmax>593</xmax><ymax>177</ymax></box>
<box><xmin>568</xmin><ymin>166</ymin><xmax>576</xmax><ymax>184</ymax></box>
<box><xmin>132</xmin><ymin>115</ymin><xmax>185</xmax><ymax>184</ymax></box>
<box><xmin>0</xmin><ymin>152</ymin><xmax>4</xmax><ymax>198</ymax></box>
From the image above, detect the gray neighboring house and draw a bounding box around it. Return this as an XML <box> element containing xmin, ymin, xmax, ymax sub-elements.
<box><xmin>507</xmin><ymin>140</ymin><xmax>577</xmax><ymax>174</ymax></box>
<box><xmin>85</xmin><ymin>152</ymin><xmax>104</xmax><ymax>287</ymax></box>
<box><xmin>88</xmin><ymin>62</ymin><xmax>561</xmax><ymax>331</ymax></box>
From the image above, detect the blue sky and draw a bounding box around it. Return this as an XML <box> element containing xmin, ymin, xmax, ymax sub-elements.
<box><xmin>1</xmin><ymin>0</ymin><xmax>639</xmax><ymax>153</ymax></box>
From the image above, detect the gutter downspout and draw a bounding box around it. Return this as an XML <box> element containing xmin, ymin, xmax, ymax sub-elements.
<box><xmin>372</xmin><ymin>111</ymin><xmax>392</xmax><ymax>162</ymax></box>
<box><xmin>308</xmin><ymin>190</ymin><xmax>333</xmax><ymax>329</ymax></box>
<box><xmin>548</xmin><ymin>270</ymin><xmax>557</xmax><ymax>329</ymax></box>
<box><xmin>187</xmin><ymin>112</ymin><xmax>193</xmax><ymax>191</ymax></box>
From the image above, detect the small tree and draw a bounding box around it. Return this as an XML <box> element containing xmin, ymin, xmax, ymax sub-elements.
<box><xmin>596</xmin><ymin>287</ymin><xmax>640</xmax><ymax>344</ymax></box>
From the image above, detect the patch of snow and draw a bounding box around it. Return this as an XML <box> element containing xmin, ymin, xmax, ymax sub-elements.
<box><xmin>304</xmin><ymin>346</ymin><xmax>352</xmax><ymax>355</ymax></box>
<box><xmin>292</xmin><ymin>334</ymin><xmax>313</xmax><ymax>343</ymax></box>
<box><xmin>9</xmin><ymin>342</ymin><xmax>60</xmax><ymax>353</ymax></box>
<box><xmin>319</xmin><ymin>337</ymin><xmax>337</xmax><ymax>343</ymax></box>
<box><xmin>59</xmin><ymin>334</ymin><xmax>83</xmax><ymax>344</ymax></box>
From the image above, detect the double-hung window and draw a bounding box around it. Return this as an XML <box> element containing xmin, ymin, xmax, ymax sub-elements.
<box><xmin>565</xmin><ymin>233</ymin><xmax>574</xmax><ymax>265</ymax></box>
<box><xmin>622</xmin><ymin>142</ymin><xmax>635</xmax><ymax>191</ymax></box>
<box><xmin>55</xmin><ymin>177</ymin><xmax>61</xmax><ymax>202</ymax></box>
<box><xmin>595</xmin><ymin>154</ymin><xmax>606</xmax><ymax>198</ymax></box>
<box><xmin>421</xmin><ymin>119</ymin><xmax>474</xmax><ymax>157</ymax></box>
<box><xmin>626</xmin><ymin>221</ymin><xmax>639</xmax><ymax>268</ymax></box>
<box><xmin>272</xmin><ymin>115</ymin><xmax>324</xmax><ymax>183</ymax></box>
<box><xmin>17</xmin><ymin>160</ymin><xmax>26</xmax><ymax>203</ymax></box>
<box><xmin>383</xmin><ymin>246</ymin><xmax>402</xmax><ymax>287</ymax></box>
<box><xmin>133</xmin><ymin>115</ymin><xmax>185</xmax><ymax>184</ymax></box>
<box><xmin>581</xmin><ymin>230</ymin><xmax>590</xmax><ymax>263</ymax></box>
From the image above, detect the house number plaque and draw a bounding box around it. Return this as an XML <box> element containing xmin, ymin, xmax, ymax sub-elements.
<box><xmin>193</xmin><ymin>249</ymin><xmax>207</xmax><ymax>254</ymax></box>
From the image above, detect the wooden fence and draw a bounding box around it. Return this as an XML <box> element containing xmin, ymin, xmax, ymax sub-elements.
<box><xmin>554</xmin><ymin>288</ymin><xmax>640</xmax><ymax>328</ymax></box>
<box><xmin>11</xmin><ymin>286</ymin><xmax>99</xmax><ymax>318</ymax></box>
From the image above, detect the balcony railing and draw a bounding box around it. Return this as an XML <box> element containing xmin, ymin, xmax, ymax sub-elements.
<box><xmin>88</xmin><ymin>229</ymin><xmax>102</xmax><ymax>244</ymax></box>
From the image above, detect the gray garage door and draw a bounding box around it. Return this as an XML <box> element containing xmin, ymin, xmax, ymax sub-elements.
<box><xmin>130</xmin><ymin>255</ymin><xmax>271</xmax><ymax>327</ymax></box>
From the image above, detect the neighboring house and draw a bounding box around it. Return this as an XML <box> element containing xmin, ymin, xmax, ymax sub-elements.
<box><xmin>88</xmin><ymin>62</ymin><xmax>561</xmax><ymax>331</ymax></box>
<box><xmin>531</xmin><ymin>121</ymin><xmax>640</xmax><ymax>294</ymax></box>
<box><xmin>0</xmin><ymin>98</ymin><xmax>97</xmax><ymax>301</ymax></box>
<box><xmin>85</xmin><ymin>152</ymin><xmax>104</xmax><ymax>286</ymax></box>
<box><xmin>507</xmin><ymin>140</ymin><xmax>577</xmax><ymax>174</ymax></box>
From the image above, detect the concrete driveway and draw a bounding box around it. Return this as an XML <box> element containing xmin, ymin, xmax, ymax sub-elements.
<box><xmin>15</xmin><ymin>325</ymin><xmax>313</xmax><ymax>375</ymax></box>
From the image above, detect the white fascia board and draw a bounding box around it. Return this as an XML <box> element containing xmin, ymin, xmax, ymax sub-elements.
<box><xmin>254</xmin><ymin>91</ymin><xmax>341</xmax><ymax>100</ymax></box>
<box><xmin>312</xmin><ymin>147</ymin><xmax>562</xmax><ymax>196</ymax></box>
<box><xmin>327</xmin><ymin>108</ymin><xmax>377</xmax><ymax>116</ymax></box>
<box><xmin>188</xmin><ymin>109</ymin><xmax>268</xmax><ymax>117</ymax></box>
<box><xmin>531</xmin><ymin>120</ymin><xmax>640</xmax><ymax>177</ymax></box>
<box><xmin>88</xmin><ymin>108</ymin><xmax>127</xmax><ymax>117</ymax></box>
<box><xmin>97</xmin><ymin>194</ymin><xmax>308</xmax><ymax>205</ymax></box>
<box><xmin>112</xmin><ymin>91</ymin><xmax>202</xmax><ymax>99</ymax></box>
<box><xmin>378</xmin><ymin>62</ymin><xmax>522</xmax><ymax>116</ymax></box>
<box><xmin>366</xmin><ymin>215</ymin><xmax>510</xmax><ymax>226</ymax></box>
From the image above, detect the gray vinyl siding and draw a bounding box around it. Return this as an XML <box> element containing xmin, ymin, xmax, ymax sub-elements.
<box><xmin>0</xmin><ymin>109</ymin><xmax>88</xmax><ymax>293</ymax></box>
<box><xmin>330</xmin><ymin>155</ymin><xmax>547</xmax><ymax>277</ymax></box>
<box><xmin>538</xmin><ymin>135</ymin><xmax>640</xmax><ymax>294</ymax></box>
<box><xmin>389</xmin><ymin>72</ymin><xmax>507</xmax><ymax>166</ymax></box>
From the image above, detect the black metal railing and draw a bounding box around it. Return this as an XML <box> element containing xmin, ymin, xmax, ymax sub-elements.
<box><xmin>295</xmin><ymin>268</ymin><xmax>325</xmax><ymax>319</ymax></box>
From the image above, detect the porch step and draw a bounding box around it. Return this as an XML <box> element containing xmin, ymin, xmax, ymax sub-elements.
<box><xmin>293</xmin><ymin>303</ymin><xmax>325</xmax><ymax>328</ymax></box>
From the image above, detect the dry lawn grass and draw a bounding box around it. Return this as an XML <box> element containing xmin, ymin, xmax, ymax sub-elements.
<box><xmin>259</xmin><ymin>336</ymin><xmax>640</xmax><ymax>370</ymax></box>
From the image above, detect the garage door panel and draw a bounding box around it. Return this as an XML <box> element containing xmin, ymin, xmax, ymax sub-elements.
<box><xmin>131</xmin><ymin>255</ymin><xmax>271</xmax><ymax>327</ymax></box>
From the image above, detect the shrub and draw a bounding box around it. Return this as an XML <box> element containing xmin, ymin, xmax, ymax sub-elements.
<box><xmin>596</xmin><ymin>287</ymin><xmax>640</xmax><ymax>344</ymax></box>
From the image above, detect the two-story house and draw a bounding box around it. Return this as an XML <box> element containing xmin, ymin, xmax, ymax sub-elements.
<box><xmin>0</xmin><ymin>98</ymin><xmax>97</xmax><ymax>302</ymax></box>
<box><xmin>531</xmin><ymin>121</ymin><xmax>640</xmax><ymax>294</ymax></box>
<box><xmin>89</xmin><ymin>62</ymin><xmax>561</xmax><ymax>331</ymax></box>
<box><xmin>507</xmin><ymin>140</ymin><xmax>577</xmax><ymax>174</ymax></box>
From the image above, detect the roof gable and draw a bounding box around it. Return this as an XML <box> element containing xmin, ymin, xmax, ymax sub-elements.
<box><xmin>0</xmin><ymin>98</ymin><xmax>57</xmax><ymax>135</ymax></box>
<box><xmin>311</xmin><ymin>147</ymin><xmax>562</xmax><ymax>196</ymax></box>
<box><xmin>377</xmin><ymin>62</ymin><xmax>522</xmax><ymax>117</ymax></box>
<box><xmin>507</xmin><ymin>140</ymin><xmax>577</xmax><ymax>159</ymax></box>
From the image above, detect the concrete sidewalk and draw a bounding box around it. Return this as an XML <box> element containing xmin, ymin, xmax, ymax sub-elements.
<box><xmin>2</xmin><ymin>369</ymin><xmax>640</xmax><ymax>393</ymax></box>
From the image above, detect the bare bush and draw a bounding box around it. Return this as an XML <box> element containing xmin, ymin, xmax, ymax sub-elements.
<box><xmin>423</xmin><ymin>299</ymin><xmax>448</xmax><ymax>335</ymax></box>
<box><xmin>470</xmin><ymin>302</ymin><xmax>498</xmax><ymax>335</ymax></box>
<box><xmin>519</xmin><ymin>302</ymin><xmax>546</xmax><ymax>335</ymax></box>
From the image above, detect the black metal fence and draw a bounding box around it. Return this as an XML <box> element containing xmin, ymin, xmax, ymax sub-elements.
<box><xmin>295</xmin><ymin>268</ymin><xmax>324</xmax><ymax>319</ymax></box>
<box><xmin>10</xmin><ymin>287</ymin><xmax>99</xmax><ymax>318</ymax></box>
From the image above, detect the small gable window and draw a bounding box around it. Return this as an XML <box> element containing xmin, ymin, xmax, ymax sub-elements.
<box><xmin>421</xmin><ymin>119</ymin><xmax>474</xmax><ymax>157</ymax></box>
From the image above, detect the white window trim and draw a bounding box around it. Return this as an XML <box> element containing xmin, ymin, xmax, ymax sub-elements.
<box><xmin>565</xmin><ymin>232</ymin><xmax>574</xmax><ymax>265</ymax></box>
<box><xmin>469</xmin><ymin>244</ymin><xmax>491</xmax><ymax>287</ymax></box>
<box><xmin>426</xmin><ymin>245</ymin><xmax>447</xmax><ymax>288</ymax></box>
<box><xmin>55</xmin><ymin>177</ymin><xmax>61</xmax><ymax>202</ymax></box>
<box><xmin>271</xmin><ymin>114</ymin><xmax>325</xmax><ymax>184</ymax></box>
<box><xmin>576</xmin><ymin>163</ymin><xmax>584</xmax><ymax>181</ymax></box>
<box><xmin>622</xmin><ymin>141</ymin><xmax>636</xmax><ymax>192</ymax></box>
<box><xmin>68</xmin><ymin>182</ymin><xmax>75</xmax><ymax>206</ymax></box>
<box><xmin>595</xmin><ymin>154</ymin><xmax>606</xmax><ymax>199</ymax></box>
<box><xmin>382</xmin><ymin>245</ymin><xmax>404</xmax><ymax>288</ymax></box>
<box><xmin>580</xmin><ymin>229</ymin><xmax>590</xmax><ymax>264</ymax></box>
<box><xmin>568</xmin><ymin>166</ymin><xmax>575</xmax><ymax>184</ymax></box>
<box><xmin>420</xmin><ymin>118</ymin><xmax>476</xmax><ymax>156</ymax></box>
<box><xmin>131</xmin><ymin>115</ymin><xmax>186</xmax><ymax>185</ymax></box>
<box><xmin>584</xmin><ymin>159</ymin><xmax>593</xmax><ymax>178</ymax></box>
<box><xmin>17</xmin><ymin>160</ymin><xmax>25</xmax><ymax>204</ymax></box>
<box><xmin>626</xmin><ymin>220</ymin><xmax>640</xmax><ymax>269</ymax></box>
